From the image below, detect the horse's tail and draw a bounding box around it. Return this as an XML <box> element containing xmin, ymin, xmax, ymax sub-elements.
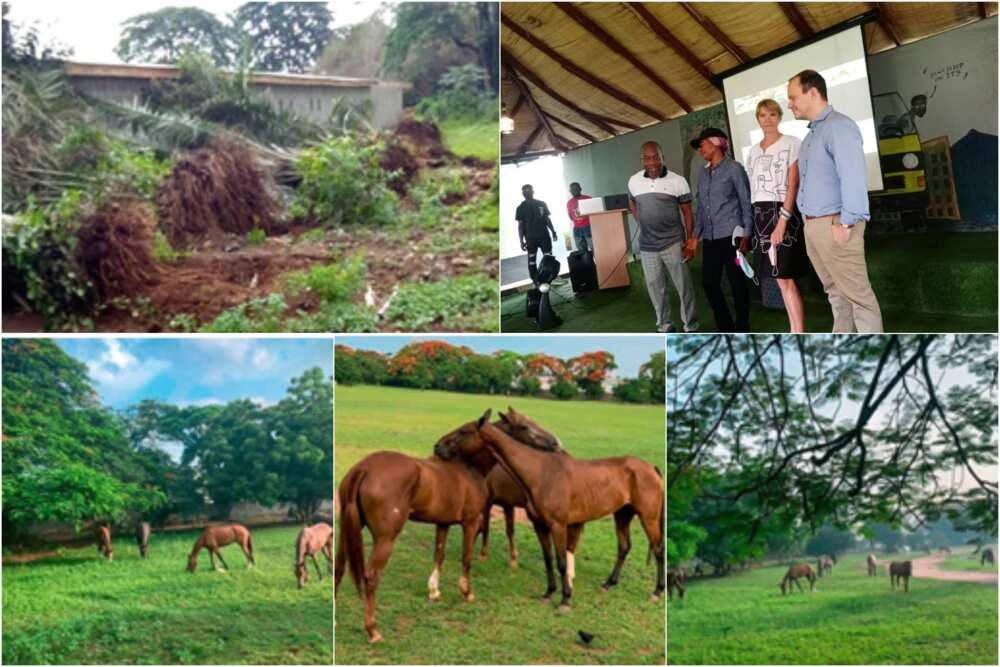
<box><xmin>339</xmin><ymin>466</ymin><xmax>368</xmax><ymax>596</ymax></box>
<box><xmin>648</xmin><ymin>465</ymin><xmax>665</xmax><ymax>566</ymax></box>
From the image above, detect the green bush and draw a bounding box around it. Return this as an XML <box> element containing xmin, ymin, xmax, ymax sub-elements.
<box><xmin>288</xmin><ymin>302</ymin><xmax>378</xmax><ymax>333</ymax></box>
<box><xmin>385</xmin><ymin>274</ymin><xmax>497</xmax><ymax>331</ymax></box>
<box><xmin>335</xmin><ymin>345</ymin><xmax>390</xmax><ymax>385</ymax></box>
<box><xmin>152</xmin><ymin>230</ymin><xmax>183</xmax><ymax>263</ymax></box>
<box><xmin>613</xmin><ymin>378</ymin><xmax>653</xmax><ymax>404</ymax></box>
<box><xmin>198</xmin><ymin>293</ymin><xmax>288</xmax><ymax>333</ymax></box>
<box><xmin>3</xmin><ymin>191</ymin><xmax>94</xmax><ymax>327</ymax></box>
<box><xmin>550</xmin><ymin>377</ymin><xmax>578</xmax><ymax>400</ymax></box>
<box><xmin>290</xmin><ymin>136</ymin><xmax>398</xmax><ymax>227</ymax></box>
<box><xmin>518</xmin><ymin>376</ymin><xmax>542</xmax><ymax>396</ymax></box>
<box><xmin>282</xmin><ymin>255</ymin><xmax>366</xmax><ymax>304</ymax></box>
<box><xmin>246</xmin><ymin>227</ymin><xmax>267</xmax><ymax>246</ymax></box>
<box><xmin>415</xmin><ymin>64</ymin><xmax>496</xmax><ymax>121</ymax></box>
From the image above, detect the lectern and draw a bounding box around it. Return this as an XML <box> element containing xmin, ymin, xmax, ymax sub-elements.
<box><xmin>588</xmin><ymin>209</ymin><xmax>631</xmax><ymax>289</ymax></box>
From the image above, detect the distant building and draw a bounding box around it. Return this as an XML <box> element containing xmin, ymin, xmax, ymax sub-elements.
<box><xmin>64</xmin><ymin>60</ymin><xmax>409</xmax><ymax>129</ymax></box>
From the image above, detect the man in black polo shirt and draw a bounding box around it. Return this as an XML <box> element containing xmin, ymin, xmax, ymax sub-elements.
<box><xmin>516</xmin><ymin>184</ymin><xmax>558</xmax><ymax>283</ymax></box>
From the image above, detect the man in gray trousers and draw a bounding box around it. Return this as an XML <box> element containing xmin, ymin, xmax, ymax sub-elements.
<box><xmin>627</xmin><ymin>141</ymin><xmax>699</xmax><ymax>333</ymax></box>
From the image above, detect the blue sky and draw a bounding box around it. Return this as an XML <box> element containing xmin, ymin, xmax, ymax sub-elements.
<box><xmin>337</xmin><ymin>335</ymin><xmax>664</xmax><ymax>378</ymax></box>
<box><xmin>56</xmin><ymin>338</ymin><xmax>332</xmax><ymax>410</ymax></box>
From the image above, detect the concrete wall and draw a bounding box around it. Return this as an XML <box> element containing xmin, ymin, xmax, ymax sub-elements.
<box><xmin>70</xmin><ymin>76</ymin><xmax>404</xmax><ymax>129</ymax></box>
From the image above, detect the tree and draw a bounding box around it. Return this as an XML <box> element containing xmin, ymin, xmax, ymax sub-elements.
<box><xmin>382</xmin><ymin>2</ymin><xmax>498</xmax><ymax>103</ymax></box>
<box><xmin>115</xmin><ymin>7</ymin><xmax>234</xmax><ymax>66</ymax></box>
<box><xmin>315</xmin><ymin>10</ymin><xmax>389</xmax><ymax>78</ymax></box>
<box><xmin>805</xmin><ymin>525</ymin><xmax>856</xmax><ymax>558</ymax></box>
<box><xmin>569</xmin><ymin>351</ymin><xmax>617</xmax><ymax>399</ymax></box>
<box><xmin>641</xmin><ymin>350</ymin><xmax>666</xmax><ymax>403</ymax></box>
<box><xmin>334</xmin><ymin>345</ymin><xmax>389</xmax><ymax>385</ymax></box>
<box><xmin>231</xmin><ymin>2</ymin><xmax>333</xmax><ymax>73</ymax></box>
<box><xmin>267</xmin><ymin>367</ymin><xmax>333</xmax><ymax>521</ymax></box>
<box><xmin>2</xmin><ymin>340</ymin><xmax>164</xmax><ymax>535</ymax></box>
<box><xmin>550</xmin><ymin>377</ymin><xmax>577</xmax><ymax>401</ymax></box>
<box><xmin>3</xmin><ymin>2</ymin><xmax>74</xmax><ymax>65</ymax></box>
<box><xmin>668</xmin><ymin>335</ymin><xmax>998</xmax><ymax>537</ymax></box>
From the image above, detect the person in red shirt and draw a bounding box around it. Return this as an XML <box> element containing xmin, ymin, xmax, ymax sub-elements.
<box><xmin>566</xmin><ymin>182</ymin><xmax>593</xmax><ymax>254</ymax></box>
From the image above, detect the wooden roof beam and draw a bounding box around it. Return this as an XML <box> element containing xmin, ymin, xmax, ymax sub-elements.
<box><xmin>516</xmin><ymin>123</ymin><xmax>546</xmax><ymax>157</ymax></box>
<box><xmin>554</xmin><ymin>3</ymin><xmax>692</xmax><ymax>113</ymax></box>
<box><xmin>504</xmin><ymin>62</ymin><xmax>570</xmax><ymax>153</ymax></box>
<box><xmin>502</xmin><ymin>13</ymin><xmax>665</xmax><ymax>121</ymax></box>
<box><xmin>680</xmin><ymin>3</ymin><xmax>749</xmax><ymax>64</ymax></box>
<box><xmin>779</xmin><ymin>2</ymin><xmax>814</xmax><ymax>38</ymax></box>
<box><xmin>503</xmin><ymin>47</ymin><xmax>619</xmax><ymax>136</ymax></box>
<box><xmin>876</xmin><ymin>3</ymin><xmax>902</xmax><ymax>46</ymax></box>
<box><xmin>624</xmin><ymin>2</ymin><xmax>719</xmax><ymax>91</ymax></box>
<box><xmin>979</xmin><ymin>2</ymin><xmax>990</xmax><ymax>19</ymax></box>
<box><xmin>510</xmin><ymin>93</ymin><xmax>527</xmax><ymax>118</ymax></box>
<box><xmin>543</xmin><ymin>111</ymin><xmax>599</xmax><ymax>144</ymax></box>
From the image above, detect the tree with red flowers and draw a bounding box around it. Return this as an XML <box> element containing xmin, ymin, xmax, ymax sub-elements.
<box><xmin>568</xmin><ymin>351</ymin><xmax>618</xmax><ymax>399</ymax></box>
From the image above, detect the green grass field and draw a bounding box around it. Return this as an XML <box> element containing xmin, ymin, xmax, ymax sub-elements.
<box><xmin>939</xmin><ymin>552</ymin><xmax>999</xmax><ymax>573</ymax></box>
<box><xmin>440</xmin><ymin>118</ymin><xmax>499</xmax><ymax>162</ymax></box>
<box><xmin>2</xmin><ymin>525</ymin><xmax>332</xmax><ymax>665</ymax></box>
<box><xmin>335</xmin><ymin>385</ymin><xmax>665</xmax><ymax>665</ymax></box>
<box><xmin>667</xmin><ymin>553</ymin><xmax>998</xmax><ymax>665</ymax></box>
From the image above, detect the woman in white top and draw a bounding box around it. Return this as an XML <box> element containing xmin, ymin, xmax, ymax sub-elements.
<box><xmin>745</xmin><ymin>98</ymin><xmax>808</xmax><ymax>332</ymax></box>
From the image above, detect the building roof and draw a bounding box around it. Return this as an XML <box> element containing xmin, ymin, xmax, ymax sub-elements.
<box><xmin>63</xmin><ymin>60</ymin><xmax>381</xmax><ymax>88</ymax></box>
<box><xmin>501</xmin><ymin>2</ymin><xmax>998</xmax><ymax>161</ymax></box>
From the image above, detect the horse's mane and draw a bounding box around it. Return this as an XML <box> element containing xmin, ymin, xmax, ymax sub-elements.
<box><xmin>433</xmin><ymin>419</ymin><xmax>562</xmax><ymax>461</ymax></box>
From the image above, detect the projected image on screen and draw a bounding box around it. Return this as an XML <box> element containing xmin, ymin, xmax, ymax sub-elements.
<box><xmin>722</xmin><ymin>24</ymin><xmax>884</xmax><ymax>192</ymax></box>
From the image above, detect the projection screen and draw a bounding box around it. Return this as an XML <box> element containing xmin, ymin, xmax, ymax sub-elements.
<box><xmin>721</xmin><ymin>24</ymin><xmax>884</xmax><ymax>192</ymax></box>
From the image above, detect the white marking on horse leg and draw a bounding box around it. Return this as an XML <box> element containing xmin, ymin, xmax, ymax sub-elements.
<box><xmin>567</xmin><ymin>552</ymin><xmax>575</xmax><ymax>587</ymax></box>
<box><xmin>427</xmin><ymin>567</ymin><xmax>441</xmax><ymax>600</ymax></box>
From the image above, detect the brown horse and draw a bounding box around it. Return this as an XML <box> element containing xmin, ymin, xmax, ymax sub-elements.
<box><xmin>95</xmin><ymin>523</ymin><xmax>113</xmax><ymax>561</ymax></box>
<box><xmin>334</xmin><ymin>409</ymin><xmax>560</xmax><ymax>643</ymax></box>
<box><xmin>867</xmin><ymin>553</ymin><xmax>878</xmax><ymax>576</ymax></box>
<box><xmin>816</xmin><ymin>556</ymin><xmax>833</xmax><ymax>577</ymax></box>
<box><xmin>136</xmin><ymin>521</ymin><xmax>151</xmax><ymax>559</ymax></box>
<box><xmin>296</xmin><ymin>522</ymin><xmax>333</xmax><ymax>588</ymax></box>
<box><xmin>780</xmin><ymin>563</ymin><xmax>816</xmax><ymax>594</ymax></box>
<box><xmin>889</xmin><ymin>560</ymin><xmax>912</xmax><ymax>591</ymax></box>
<box><xmin>186</xmin><ymin>524</ymin><xmax>255</xmax><ymax>572</ymax></box>
<box><xmin>479</xmin><ymin>409</ymin><xmax>584</xmax><ymax>575</ymax></box>
<box><xmin>468</xmin><ymin>417</ymin><xmax>664</xmax><ymax>612</ymax></box>
<box><xmin>981</xmin><ymin>547</ymin><xmax>994</xmax><ymax>565</ymax></box>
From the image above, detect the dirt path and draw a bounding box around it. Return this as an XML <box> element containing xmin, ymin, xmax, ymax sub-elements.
<box><xmin>912</xmin><ymin>554</ymin><xmax>998</xmax><ymax>584</ymax></box>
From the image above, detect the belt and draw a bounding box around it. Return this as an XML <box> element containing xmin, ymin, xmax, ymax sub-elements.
<box><xmin>804</xmin><ymin>214</ymin><xmax>840</xmax><ymax>222</ymax></box>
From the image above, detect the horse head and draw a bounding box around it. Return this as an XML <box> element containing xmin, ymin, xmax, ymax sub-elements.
<box><xmin>186</xmin><ymin>552</ymin><xmax>198</xmax><ymax>573</ymax></box>
<box><xmin>433</xmin><ymin>409</ymin><xmax>492</xmax><ymax>463</ymax></box>
<box><xmin>497</xmin><ymin>407</ymin><xmax>562</xmax><ymax>452</ymax></box>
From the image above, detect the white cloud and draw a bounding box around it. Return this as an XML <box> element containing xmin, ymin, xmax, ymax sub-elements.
<box><xmin>192</xmin><ymin>340</ymin><xmax>278</xmax><ymax>384</ymax></box>
<box><xmin>86</xmin><ymin>340</ymin><xmax>170</xmax><ymax>402</ymax></box>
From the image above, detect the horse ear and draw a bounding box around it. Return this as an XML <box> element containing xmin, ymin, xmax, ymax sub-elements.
<box><xmin>477</xmin><ymin>408</ymin><xmax>492</xmax><ymax>427</ymax></box>
<box><xmin>498</xmin><ymin>411</ymin><xmax>510</xmax><ymax>424</ymax></box>
<box><xmin>507</xmin><ymin>405</ymin><xmax>518</xmax><ymax>416</ymax></box>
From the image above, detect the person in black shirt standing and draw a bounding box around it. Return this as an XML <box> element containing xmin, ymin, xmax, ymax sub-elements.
<box><xmin>515</xmin><ymin>184</ymin><xmax>558</xmax><ymax>283</ymax></box>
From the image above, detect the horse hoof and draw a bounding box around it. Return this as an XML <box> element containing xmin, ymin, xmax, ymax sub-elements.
<box><xmin>599</xmin><ymin>585</ymin><xmax>610</xmax><ymax>593</ymax></box>
<box><xmin>479</xmin><ymin>554</ymin><xmax>488</xmax><ymax>561</ymax></box>
<box><xmin>649</xmin><ymin>594</ymin><xmax>661</xmax><ymax>603</ymax></box>
<box><xmin>428</xmin><ymin>592</ymin><xmax>441</xmax><ymax>602</ymax></box>
<box><xmin>368</xmin><ymin>631</ymin><xmax>383</xmax><ymax>644</ymax></box>
<box><xmin>509</xmin><ymin>561</ymin><xmax>519</xmax><ymax>570</ymax></box>
<box><xmin>464</xmin><ymin>592</ymin><xmax>476</xmax><ymax>602</ymax></box>
<box><xmin>541</xmin><ymin>595</ymin><xmax>551</xmax><ymax>604</ymax></box>
<box><xmin>557</xmin><ymin>604</ymin><xmax>571</xmax><ymax>614</ymax></box>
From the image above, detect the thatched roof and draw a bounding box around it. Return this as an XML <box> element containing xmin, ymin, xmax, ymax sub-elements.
<box><xmin>501</xmin><ymin>2</ymin><xmax>997</xmax><ymax>161</ymax></box>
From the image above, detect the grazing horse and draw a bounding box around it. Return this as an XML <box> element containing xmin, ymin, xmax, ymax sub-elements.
<box><xmin>186</xmin><ymin>524</ymin><xmax>255</xmax><ymax>573</ymax></box>
<box><xmin>296</xmin><ymin>522</ymin><xmax>333</xmax><ymax>588</ymax></box>
<box><xmin>479</xmin><ymin>409</ymin><xmax>584</xmax><ymax>574</ymax></box>
<box><xmin>981</xmin><ymin>547</ymin><xmax>995</xmax><ymax>566</ymax></box>
<box><xmin>816</xmin><ymin>556</ymin><xmax>833</xmax><ymax>577</ymax></box>
<box><xmin>780</xmin><ymin>563</ymin><xmax>816</xmax><ymax>594</ymax></box>
<box><xmin>95</xmin><ymin>523</ymin><xmax>113</xmax><ymax>561</ymax></box>
<box><xmin>136</xmin><ymin>521</ymin><xmax>151</xmax><ymax>559</ymax></box>
<box><xmin>334</xmin><ymin>409</ymin><xmax>561</xmax><ymax>644</ymax></box>
<box><xmin>470</xmin><ymin>416</ymin><xmax>665</xmax><ymax>612</ymax></box>
<box><xmin>867</xmin><ymin>553</ymin><xmax>878</xmax><ymax>576</ymax></box>
<box><xmin>938</xmin><ymin>546</ymin><xmax>952</xmax><ymax>555</ymax></box>
<box><xmin>889</xmin><ymin>560</ymin><xmax>912</xmax><ymax>592</ymax></box>
<box><xmin>667</xmin><ymin>570</ymin><xmax>685</xmax><ymax>603</ymax></box>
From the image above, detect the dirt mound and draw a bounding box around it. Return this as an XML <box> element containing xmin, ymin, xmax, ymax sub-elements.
<box><xmin>77</xmin><ymin>200</ymin><xmax>160</xmax><ymax>300</ymax></box>
<box><xmin>156</xmin><ymin>140</ymin><xmax>279</xmax><ymax>247</ymax></box>
<box><xmin>396</xmin><ymin>119</ymin><xmax>449</xmax><ymax>160</ymax></box>
<box><xmin>380</xmin><ymin>140</ymin><xmax>419</xmax><ymax>195</ymax></box>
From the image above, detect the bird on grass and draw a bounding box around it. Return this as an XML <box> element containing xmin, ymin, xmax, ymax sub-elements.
<box><xmin>578</xmin><ymin>630</ymin><xmax>594</xmax><ymax>646</ymax></box>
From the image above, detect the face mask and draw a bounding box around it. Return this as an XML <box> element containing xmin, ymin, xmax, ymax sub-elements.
<box><xmin>735</xmin><ymin>250</ymin><xmax>758</xmax><ymax>285</ymax></box>
<box><xmin>768</xmin><ymin>244</ymin><xmax>778</xmax><ymax>268</ymax></box>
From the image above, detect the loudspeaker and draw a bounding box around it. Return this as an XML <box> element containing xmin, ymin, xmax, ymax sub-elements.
<box><xmin>568</xmin><ymin>250</ymin><xmax>597</xmax><ymax>293</ymax></box>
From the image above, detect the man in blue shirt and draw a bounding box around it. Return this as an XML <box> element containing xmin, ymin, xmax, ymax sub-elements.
<box><xmin>788</xmin><ymin>69</ymin><xmax>883</xmax><ymax>333</ymax></box>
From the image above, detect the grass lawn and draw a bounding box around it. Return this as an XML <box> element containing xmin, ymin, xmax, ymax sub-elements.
<box><xmin>2</xmin><ymin>525</ymin><xmax>332</xmax><ymax>665</ymax></box>
<box><xmin>440</xmin><ymin>118</ymin><xmax>499</xmax><ymax>162</ymax></box>
<box><xmin>939</xmin><ymin>552</ymin><xmax>999</xmax><ymax>573</ymax></box>
<box><xmin>334</xmin><ymin>385</ymin><xmax>665</xmax><ymax>664</ymax></box>
<box><xmin>666</xmin><ymin>552</ymin><xmax>998</xmax><ymax>665</ymax></box>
